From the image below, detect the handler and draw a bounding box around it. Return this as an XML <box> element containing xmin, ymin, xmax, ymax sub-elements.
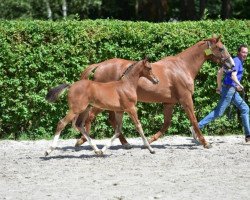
<box><xmin>190</xmin><ymin>44</ymin><xmax>250</xmax><ymax>143</ymax></box>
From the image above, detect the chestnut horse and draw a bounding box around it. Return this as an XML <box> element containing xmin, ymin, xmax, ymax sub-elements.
<box><xmin>44</xmin><ymin>58</ymin><xmax>159</xmax><ymax>156</ymax></box>
<box><xmin>75</xmin><ymin>36</ymin><xmax>235</xmax><ymax>149</ymax></box>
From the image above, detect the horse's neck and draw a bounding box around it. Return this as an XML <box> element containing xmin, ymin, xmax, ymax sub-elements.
<box><xmin>159</xmin><ymin>41</ymin><xmax>208</xmax><ymax>79</ymax></box>
<box><xmin>176</xmin><ymin>41</ymin><xmax>208</xmax><ymax>78</ymax></box>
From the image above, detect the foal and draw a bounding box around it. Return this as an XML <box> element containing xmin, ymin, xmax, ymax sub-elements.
<box><xmin>45</xmin><ymin>58</ymin><xmax>159</xmax><ymax>156</ymax></box>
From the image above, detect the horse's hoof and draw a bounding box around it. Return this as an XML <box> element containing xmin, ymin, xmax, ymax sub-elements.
<box><xmin>204</xmin><ymin>143</ymin><xmax>212</xmax><ymax>149</ymax></box>
<box><xmin>44</xmin><ymin>147</ymin><xmax>55</xmax><ymax>156</ymax></box>
<box><xmin>150</xmin><ymin>150</ymin><xmax>156</xmax><ymax>154</ymax></box>
<box><xmin>95</xmin><ymin>150</ymin><xmax>103</xmax><ymax>155</ymax></box>
<box><xmin>123</xmin><ymin>143</ymin><xmax>132</xmax><ymax>149</ymax></box>
<box><xmin>75</xmin><ymin>146</ymin><xmax>81</xmax><ymax>152</ymax></box>
<box><xmin>44</xmin><ymin>151</ymin><xmax>49</xmax><ymax>157</ymax></box>
<box><xmin>75</xmin><ymin>139</ymin><xmax>84</xmax><ymax>147</ymax></box>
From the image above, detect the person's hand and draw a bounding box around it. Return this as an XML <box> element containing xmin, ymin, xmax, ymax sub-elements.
<box><xmin>216</xmin><ymin>87</ymin><xmax>221</xmax><ymax>94</ymax></box>
<box><xmin>236</xmin><ymin>84</ymin><xmax>244</xmax><ymax>91</ymax></box>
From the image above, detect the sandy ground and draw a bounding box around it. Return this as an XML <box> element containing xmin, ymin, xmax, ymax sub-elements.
<box><xmin>0</xmin><ymin>135</ymin><xmax>249</xmax><ymax>200</ymax></box>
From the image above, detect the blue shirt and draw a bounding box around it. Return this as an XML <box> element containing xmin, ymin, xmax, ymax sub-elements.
<box><xmin>223</xmin><ymin>56</ymin><xmax>244</xmax><ymax>87</ymax></box>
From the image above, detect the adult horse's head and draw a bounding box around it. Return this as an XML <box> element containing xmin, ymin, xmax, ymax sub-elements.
<box><xmin>204</xmin><ymin>35</ymin><xmax>235</xmax><ymax>69</ymax></box>
<box><xmin>140</xmin><ymin>57</ymin><xmax>159</xmax><ymax>84</ymax></box>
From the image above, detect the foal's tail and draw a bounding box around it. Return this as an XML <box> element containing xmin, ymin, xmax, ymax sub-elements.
<box><xmin>46</xmin><ymin>83</ymin><xmax>70</xmax><ymax>103</ymax></box>
<box><xmin>80</xmin><ymin>64</ymin><xmax>99</xmax><ymax>79</ymax></box>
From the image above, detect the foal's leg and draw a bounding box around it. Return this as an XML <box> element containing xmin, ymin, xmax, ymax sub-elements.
<box><xmin>108</xmin><ymin>111</ymin><xmax>132</xmax><ymax>149</ymax></box>
<box><xmin>75</xmin><ymin>107</ymin><xmax>131</xmax><ymax>149</ymax></box>
<box><xmin>73</xmin><ymin>107</ymin><xmax>102</xmax><ymax>154</ymax></box>
<box><xmin>149</xmin><ymin>103</ymin><xmax>174</xmax><ymax>144</ymax></box>
<box><xmin>80</xmin><ymin>128</ymin><xmax>102</xmax><ymax>155</ymax></box>
<box><xmin>75</xmin><ymin>107</ymin><xmax>103</xmax><ymax>147</ymax></box>
<box><xmin>44</xmin><ymin>111</ymin><xmax>76</xmax><ymax>156</ymax></box>
<box><xmin>128</xmin><ymin>108</ymin><xmax>155</xmax><ymax>154</ymax></box>
<box><xmin>75</xmin><ymin>108</ymin><xmax>95</xmax><ymax>147</ymax></box>
<box><xmin>101</xmin><ymin>112</ymin><xmax>123</xmax><ymax>153</ymax></box>
<box><xmin>179</xmin><ymin>95</ymin><xmax>211</xmax><ymax>148</ymax></box>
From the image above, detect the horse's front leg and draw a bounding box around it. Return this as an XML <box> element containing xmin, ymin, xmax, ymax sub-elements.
<box><xmin>45</xmin><ymin>111</ymin><xmax>76</xmax><ymax>156</ymax></box>
<box><xmin>101</xmin><ymin>112</ymin><xmax>123</xmax><ymax>153</ymax></box>
<box><xmin>127</xmin><ymin>108</ymin><xmax>155</xmax><ymax>154</ymax></box>
<box><xmin>149</xmin><ymin>103</ymin><xmax>174</xmax><ymax>144</ymax></box>
<box><xmin>179</xmin><ymin>95</ymin><xmax>211</xmax><ymax>149</ymax></box>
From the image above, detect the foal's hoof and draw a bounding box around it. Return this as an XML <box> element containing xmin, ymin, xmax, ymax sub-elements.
<box><xmin>150</xmin><ymin>150</ymin><xmax>156</xmax><ymax>154</ymax></box>
<box><xmin>75</xmin><ymin>146</ymin><xmax>81</xmax><ymax>152</ymax></box>
<box><xmin>44</xmin><ymin>147</ymin><xmax>54</xmax><ymax>157</ymax></box>
<box><xmin>75</xmin><ymin>139</ymin><xmax>84</xmax><ymax>147</ymax></box>
<box><xmin>204</xmin><ymin>143</ymin><xmax>212</xmax><ymax>149</ymax></box>
<box><xmin>123</xmin><ymin>143</ymin><xmax>132</xmax><ymax>149</ymax></box>
<box><xmin>95</xmin><ymin>150</ymin><xmax>103</xmax><ymax>156</ymax></box>
<box><xmin>44</xmin><ymin>151</ymin><xmax>49</xmax><ymax>157</ymax></box>
<box><xmin>44</xmin><ymin>150</ymin><xmax>51</xmax><ymax>157</ymax></box>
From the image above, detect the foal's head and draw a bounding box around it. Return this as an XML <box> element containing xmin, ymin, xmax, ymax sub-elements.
<box><xmin>121</xmin><ymin>58</ymin><xmax>159</xmax><ymax>84</ymax></box>
<box><xmin>139</xmin><ymin>58</ymin><xmax>159</xmax><ymax>84</ymax></box>
<box><xmin>204</xmin><ymin>35</ymin><xmax>235</xmax><ymax>69</ymax></box>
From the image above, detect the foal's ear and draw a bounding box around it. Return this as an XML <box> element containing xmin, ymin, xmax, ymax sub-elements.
<box><xmin>143</xmin><ymin>56</ymin><xmax>149</xmax><ymax>62</ymax></box>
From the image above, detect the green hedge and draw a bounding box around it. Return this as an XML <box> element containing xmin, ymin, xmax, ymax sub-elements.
<box><xmin>1</xmin><ymin>19</ymin><xmax>250</xmax><ymax>140</ymax></box>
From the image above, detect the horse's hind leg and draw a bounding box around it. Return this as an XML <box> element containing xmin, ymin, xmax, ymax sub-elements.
<box><xmin>74</xmin><ymin>107</ymin><xmax>92</xmax><ymax>147</ymax></box>
<box><xmin>45</xmin><ymin>111</ymin><xmax>76</xmax><ymax>156</ymax></box>
<box><xmin>101</xmin><ymin>112</ymin><xmax>123</xmax><ymax>153</ymax></box>
<box><xmin>75</xmin><ymin>107</ymin><xmax>103</xmax><ymax>147</ymax></box>
<box><xmin>149</xmin><ymin>103</ymin><xmax>174</xmax><ymax>144</ymax></box>
<box><xmin>108</xmin><ymin>111</ymin><xmax>132</xmax><ymax>149</ymax></box>
<box><xmin>128</xmin><ymin>108</ymin><xmax>155</xmax><ymax>154</ymax></box>
<box><xmin>76</xmin><ymin>108</ymin><xmax>131</xmax><ymax>149</ymax></box>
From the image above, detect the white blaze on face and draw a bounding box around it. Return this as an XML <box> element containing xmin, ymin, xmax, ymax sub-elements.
<box><xmin>229</xmin><ymin>57</ymin><xmax>235</xmax><ymax>67</ymax></box>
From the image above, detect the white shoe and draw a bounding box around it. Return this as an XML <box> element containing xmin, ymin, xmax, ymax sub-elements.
<box><xmin>189</xmin><ymin>126</ymin><xmax>200</xmax><ymax>144</ymax></box>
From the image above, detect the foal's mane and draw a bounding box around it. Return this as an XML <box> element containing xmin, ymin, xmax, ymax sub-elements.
<box><xmin>119</xmin><ymin>61</ymin><xmax>138</xmax><ymax>80</ymax></box>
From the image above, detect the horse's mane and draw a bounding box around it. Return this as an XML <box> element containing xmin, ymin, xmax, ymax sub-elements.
<box><xmin>119</xmin><ymin>61</ymin><xmax>138</xmax><ymax>79</ymax></box>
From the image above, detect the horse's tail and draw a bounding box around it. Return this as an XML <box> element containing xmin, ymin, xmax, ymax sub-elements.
<box><xmin>80</xmin><ymin>64</ymin><xmax>99</xmax><ymax>80</ymax></box>
<box><xmin>46</xmin><ymin>83</ymin><xmax>70</xmax><ymax>103</ymax></box>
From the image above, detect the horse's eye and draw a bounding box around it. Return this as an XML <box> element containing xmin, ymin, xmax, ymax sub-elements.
<box><xmin>219</xmin><ymin>47</ymin><xmax>224</xmax><ymax>52</ymax></box>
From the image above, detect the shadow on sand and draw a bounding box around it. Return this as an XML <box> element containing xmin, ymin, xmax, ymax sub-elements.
<box><xmin>40</xmin><ymin>139</ymin><xmax>202</xmax><ymax>160</ymax></box>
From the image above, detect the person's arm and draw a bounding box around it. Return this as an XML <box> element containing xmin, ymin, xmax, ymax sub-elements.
<box><xmin>216</xmin><ymin>67</ymin><xmax>224</xmax><ymax>94</ymax></box>
<box><xmin>231</xmin><ymin>71</ymin><xmax>244</xmax><ymax>90</ymax></box>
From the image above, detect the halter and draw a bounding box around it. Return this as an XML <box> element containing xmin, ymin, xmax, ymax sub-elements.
<box><xmin>204</xmin><ymin>41</ymin><xmax>231</xmax><ymax>64</ymax></box>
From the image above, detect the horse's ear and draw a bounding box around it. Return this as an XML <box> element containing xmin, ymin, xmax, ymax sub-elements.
<box><xmin>216</xmin><ymin>35</ymin><xmax>222</xmax><ymax>42</ymax></box>
<box><xmin>212</xmin><ymin>33</ymin><xmax>217</xmax><ymax>38</ymax></box>
<box><xmin>211</xmin><ymin>34</ymin><xmax>221</xmax><ymax>43</ymax></box>
<box><xmin>209</xmin><ymin>34</ymin><xmax>218</xmax><ymax>44</ymax></box>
